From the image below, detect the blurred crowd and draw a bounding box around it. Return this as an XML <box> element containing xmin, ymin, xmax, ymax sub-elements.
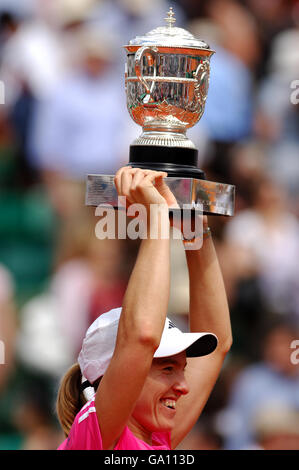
<box><xmin>0</xmin><ymin>0</ymin><xmax>299</xmax><ymax>450</ymax></box>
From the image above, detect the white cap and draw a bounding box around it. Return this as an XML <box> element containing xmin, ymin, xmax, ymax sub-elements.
<box><xmin>78</xmin><ymin>307</ymin><xmax>218</xmax><ymax>384</ymax></box>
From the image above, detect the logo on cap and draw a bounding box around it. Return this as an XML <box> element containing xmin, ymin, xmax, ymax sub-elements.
<box><xmin>168</xmin><ymin>320</ymin><xmax>177</xmax><ymax>330</ymax></box>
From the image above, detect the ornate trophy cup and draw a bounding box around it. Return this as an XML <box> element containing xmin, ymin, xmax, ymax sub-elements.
<box><xmin>86</xmin><ymin>8</ymin><xmax>235</xmax><ymax>216</ymax></box>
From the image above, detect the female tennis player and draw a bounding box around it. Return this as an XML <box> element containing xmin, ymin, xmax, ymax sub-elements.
<box><xmin>56</xmin><ymin>167</ymin><xmax>232</xmax><ymax>450</ymax></box>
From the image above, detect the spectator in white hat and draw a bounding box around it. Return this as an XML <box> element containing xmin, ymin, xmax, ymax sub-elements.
<box><xmin>56</xmin><ymin>167</ymin><xmax>232</xmax><ymax>450</ymax></box>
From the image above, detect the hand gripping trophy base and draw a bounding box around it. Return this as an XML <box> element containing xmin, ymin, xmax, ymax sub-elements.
<box><xmin>85</xmin><ymin>118</ymin><xmax>235</xmax><ymax>217</ymax></box>
<box><xmin>85</xmin><ymin>170</ymin><xmax>235</xmax><ymax>217</ymax></box>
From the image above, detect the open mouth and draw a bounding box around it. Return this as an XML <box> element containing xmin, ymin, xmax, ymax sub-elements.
<box><xmin>161</xmin><ymin>399</ymin><xmax>176</xmax><ymax>410</ymax></box>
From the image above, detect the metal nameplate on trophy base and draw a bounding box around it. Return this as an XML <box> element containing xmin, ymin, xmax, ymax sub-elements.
<box><xmin>86</xmin><ymin>174</ymin><xmax>235</xmax><ymax>216</ymax></box>
<box><xmin>85</xmin><ymin>8</ymin><xmax>235</xmax><ymax>218</ymax></box>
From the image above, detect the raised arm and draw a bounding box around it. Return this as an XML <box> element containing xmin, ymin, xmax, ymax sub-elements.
<box><xmin>172</xmin><ymin>215</ymin><xmax>232</xmax><ymax>448</ymax></box>
<box><xmin>94</xmin><ymin>168</ymin><xmax>171</xmax><ymax>449</ymax></box>
<box><xmin>186</xmin><ymin>216</ymin><xmax>232</xmax><ymax>350</ymax></box>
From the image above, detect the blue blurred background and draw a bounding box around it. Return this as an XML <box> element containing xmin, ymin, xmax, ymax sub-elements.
<box><xmin>0</xmin><ymin>0</ymin><xmax>299</xmax><ymax>450</ymax></box>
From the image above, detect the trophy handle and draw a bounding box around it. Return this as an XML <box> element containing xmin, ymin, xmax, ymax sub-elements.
<box><xmin>135</xmin><ymin>46</ymin><xmax>157</xmax><ymax>104</ymax></box>
<box><xmin>193</xmin><ymin>60</ymin><xmax>210</xmax><ymax>114</ymax></box>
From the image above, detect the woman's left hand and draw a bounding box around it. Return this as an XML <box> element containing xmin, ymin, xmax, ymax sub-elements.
<box><xmin>114</xmin><ymin>166</ymin><xmax>178</xmax><ymax>209</ymax></box>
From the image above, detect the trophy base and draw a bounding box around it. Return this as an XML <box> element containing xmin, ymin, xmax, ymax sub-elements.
<box><xmin>129</xmin><ymin>145</ymin><xmax>205</xmax><ymax>180</ymax></box>
<box><xmin>86</xmin><ymin>174</ymin><xmax>235</xmax><ymax>217</ymax></box>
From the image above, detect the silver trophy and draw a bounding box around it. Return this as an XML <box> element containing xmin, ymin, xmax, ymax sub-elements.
<box><xmin>86</xmin><ymin>8</ymin><xmax>235</xmax><ymax>216</ymax></box>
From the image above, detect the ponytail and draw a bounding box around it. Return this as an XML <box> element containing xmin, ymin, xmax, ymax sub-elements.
<box><xmin>56</xmin><ymin>363</ymin><xmax>86</xmax><ymax>437</ymax></box>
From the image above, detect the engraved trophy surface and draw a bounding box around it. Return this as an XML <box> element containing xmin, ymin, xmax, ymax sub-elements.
<box><xmin>86</xmin><ymin>8</ymin><xmax>235</xmax><ymax>216</ymax></box>
<box><xmin>125</xmin><ymin>7</ymin><xmax>211</xmax><ymax>179</ymax></box>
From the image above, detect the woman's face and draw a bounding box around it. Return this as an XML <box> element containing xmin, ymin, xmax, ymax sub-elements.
<box><xmin>128</xmin><ymin>351</ymin><xmax>189</xmax><ymax>443</ymax></box>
